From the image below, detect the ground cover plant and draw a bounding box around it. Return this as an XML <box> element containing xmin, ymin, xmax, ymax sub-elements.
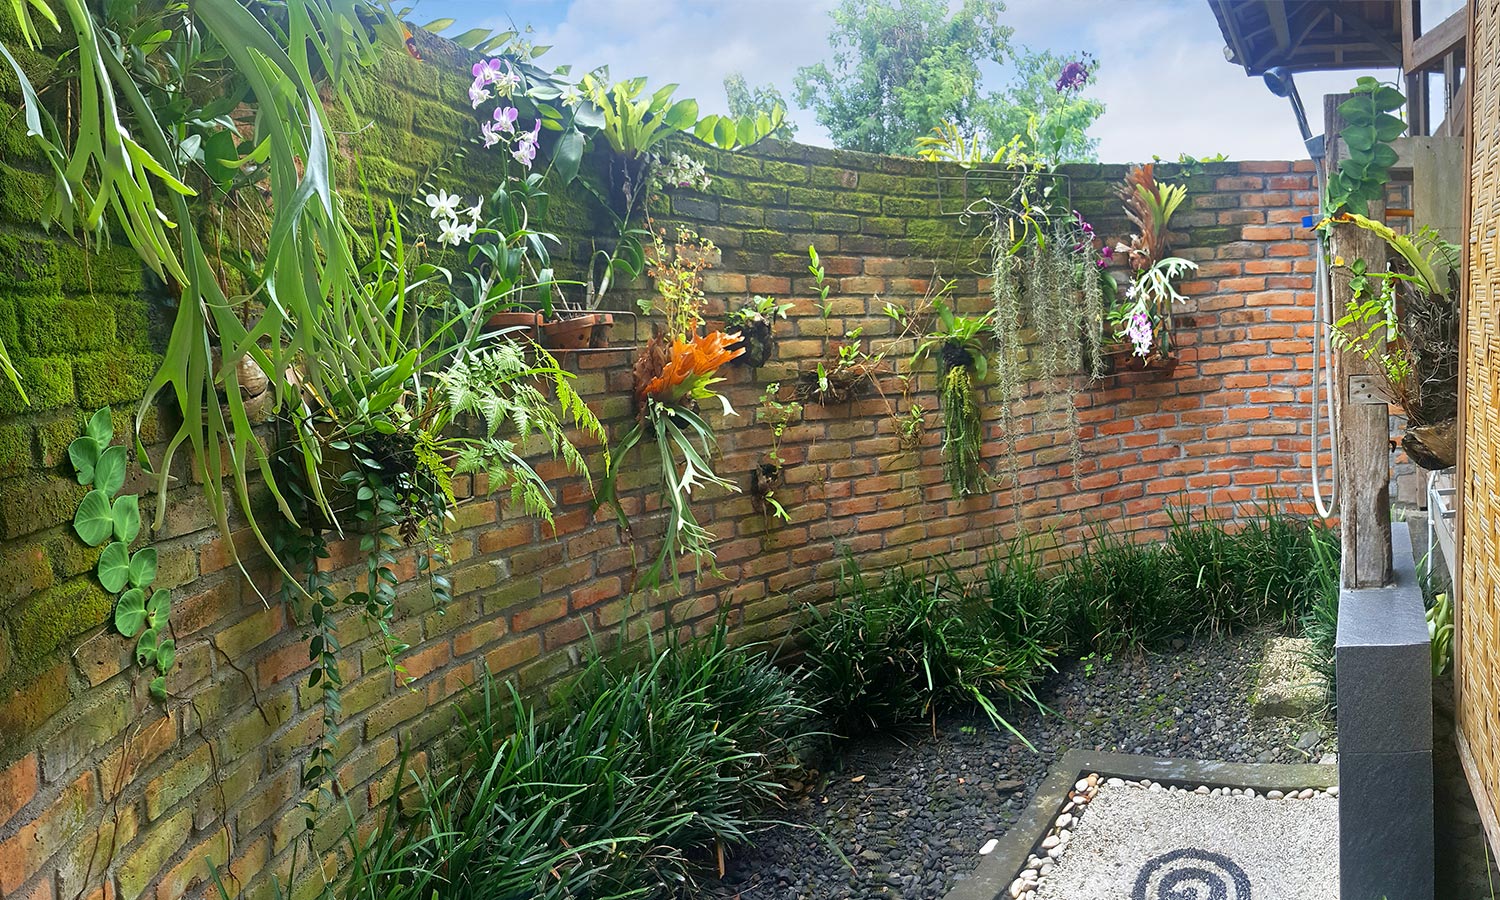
<box><xmin>330</xmin><ymin>621</ymin><xmax>814</xmax><ymax>900</ymax></box>
<box><xmin>807</xmin><ymin>508</ymin><xmax>1340</xmax><ymax>736</ymax></box>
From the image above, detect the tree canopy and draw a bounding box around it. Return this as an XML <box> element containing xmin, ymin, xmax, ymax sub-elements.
<box><xmin>793</xmin><ymin>0</ymin><xmax>1103</xmax><ymax>162</ymax></box>
<box><xmin>724</xmin><ymin>73</ymin><xmax>798</xmax><ymax>140</ymax></box>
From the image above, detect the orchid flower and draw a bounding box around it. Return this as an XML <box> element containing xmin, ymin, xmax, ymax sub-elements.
<box><xmin>437</xmin><ymin>217</ymin><xmax>466</xmax><ymax>247</ymax></box>
<box><xmin>512</xmin><ymin>120</ymin><xmax>541</xmax><ymax>167</ymax></box>
<box><xmin>493</xmin><ymin>105</ymin><xmax>519</xmax><ymax>134</ymax></box>
<box><xmin>466</xmin><ymin>200</ymin><xmax>483</xmax><ymax>224</ymax></box>
<box><xmin>480</xmin><ymin>120</ymin><xmax>504</xmax><ymax>148</ymax></box>
<box><xmin>425</xmin><ymin>190</ymin><xmax>461</xmax><ymax>220</ymax></box>
<box><xmin>468</xmin><ymin>79</ymin><xmax>492</xmax><ymax>108</ymax></box>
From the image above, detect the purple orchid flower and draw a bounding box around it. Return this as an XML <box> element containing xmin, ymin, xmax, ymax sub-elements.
<box><xmin>1056</xmin><ymin>60</ymin><xmax>1090</xmax><ymax>92</ymax></box>
<box><xmin>493</xmin><ymin>105</ymin><xmax>519</xmax><ymax>134</ymax></box>
<box><xmin>512</xmin><ymin>120</ymin><xmax>541</xmax><ymax>167</ymax></box>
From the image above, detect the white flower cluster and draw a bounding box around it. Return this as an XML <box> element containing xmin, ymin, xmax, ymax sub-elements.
<box><xmin>425</xmin><ymin>189</ymin><xmax>483</xmax><ymax>247</ymax></box>
<box><xmin>650</xmin><ymin>151</ymin><xmax>711</xmax><ymax>192</ymax></box>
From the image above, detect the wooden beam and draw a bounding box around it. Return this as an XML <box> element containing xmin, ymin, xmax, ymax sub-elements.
<box><xmin>1452</xmin><ymin>0</ymin><xmax>1476</xmax><ymax>752</ymax></box>
<box><xmin>1210</xmin><ymin>0</ymin><xmax>1257</xmax><ymax>71</ymax></box>
<box><xmin>1268</xmin><ymin>0</ymin><xmax>1292</xmax><ymax>52</ymax></box>
<box><xmin>1401</xmin><ymin>0</ymin><xmax>1422</xmax><ymax>69</ymax></box>
<box><xmin>1407</xmin><ymin>6</ymin><xmax>1468</xmax><ymax>72</ymax></box>
<box><xmin>1330</xmin><ymin>6</ymin><xmax>1405</xmax><ymax>65</ymax></box>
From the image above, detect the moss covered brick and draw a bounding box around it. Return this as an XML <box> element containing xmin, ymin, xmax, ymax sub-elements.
<box><xmin>0</xmin><ymin>355</ymin><xmax>74</xmax><ymax>415</ymax></box>
<box><xmin>18</xmin><ymin>298</ymin><xmax>117</xmax><ymax>355</ymax></box>
<box><xmin>6</xmin><ymin>576</ymin><xmax>112</xmax><ymax>671</ymax></box>
<box><xmin>0</xmin><ymin>163</ymin><xmax>52</xmax><ymax>228</ymax></box>
<box><xmin>0</xmin><ymin>420</ymin><xmax>29</xmax><ymax>476</ymax></box>
<box><xmin>0</xmin><ymin>472</ymin><xmax>86</xmax><ymax>539</ymax></box>
<box><xmin>72</xmin><ymin>351</ymin><xmax>158</xmax><ymax>408</ymax></box>
<box><xmin>0</xmin><ymin>232</ymin><xmax>58</xmax><ymax>289</ymax></box>
<box><xmin>56</xmin><ymin>241</ymin><xmax>147</xmax><ymax>295</ymax></box>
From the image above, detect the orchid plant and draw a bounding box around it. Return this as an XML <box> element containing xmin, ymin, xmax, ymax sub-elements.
<box><xmin>1111</xmin><ymin>164</ymin><xmax>1197</xmax><ymax>359</ymax></box>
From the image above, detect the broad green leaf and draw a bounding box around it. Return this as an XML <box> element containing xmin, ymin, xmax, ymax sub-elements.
<box><xmin>147</xmin><ymin>588</ymin><xmax>170</xmax><ymax>628</ymax></box>
<box><xmin>662</xmin><ymin>98</ymin><xmax>698</xmax><ymax>130</ymax></box>
<box><xmin>74</xmin><ymin>490</ymin><xmax>114</xmax><ymax>547</ymax></box>
<box><xmin>450</xmin><ymin>27</ymin><xmax>492</xmax><ymax>49</ymax></box>
<box><xmin>94</xmin><ymin>445</ymin><xmax>127</xmax><ymax>497</ymax></box>
<box><xmin>97</xmin><ymin>541</ymin><xmax>131</xmax><ymax>592</ymax></box>
<box><xmin>68</xmin><ymin>436</ymin><xmax>101</xmax><ymax>485</ymax></box>
<box><xmin>420</xmin><ymin>17</ymin><xmax>455</xmax><ymax>32</ymax></box>
<box><xmin>713</xmin><ymin>117</ymin><xmax>735</xmax><ymax>148</ymax></box>
<box><xmin>1337</xmin><ymin>96</ymin><xmax>1374</xmax><ymax>123</ymax></box>
<box><xmin>129</xmin><ymin>547</ymin><xmax>158</xmax><ymax>589</ymax></box>
<box><xmin>113</xmin><ymin>494</ymin><xmax>141</xmax><ymax>543</ymax></box>
<box><xmin>86</xmin><ymin>407</ymin><xmax>113</xmax><ymax>446</ymax></box>
<box><xmin>135</xmin><ymin>628</ymin><xmax>158</xmax><ymax>667</ymax></box>
<box><xmin>155</xmin><ymin>638</ymin><xmax>176</xmax><ymax>673</ymax></box>
<box><xmin>736</xmin><ymin>116</ymin><xmax>756</xmax><ymax>148</ymax></box>
<box><xmin>1374</xmin><ymin>113</ymin><xmax>1406</xmax><ymax>142</ymax></box>
<box><xmin>1343</xmin><ymin>124</ymin><xmax>1376</xmax><ymax>152</ymax></box>
<box><xmin>1372</xmin><ymin>142</ymin><xmax>1399</xmax><ymax>169</ymax></box>
<box><xmin>1373</xmin><ymin>86</ymin><xmax>1406</xmax><ymax>112</ymax></box>
<box><xmin>115</xmin><ymin>588</ymin><xmax>147</xmax><ymax>637</ymax></box>
<box><xmin>149</xmin><ymin>676</ymin><xmax>167</xmax><ymax>701</ymax></box>
<box><xmin>555</xmin><ymin>128</ymin><xmax>585</xmax><ymax>184</ymax></box>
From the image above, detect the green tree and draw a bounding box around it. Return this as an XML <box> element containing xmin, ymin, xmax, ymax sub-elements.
<box><xmin>795</xmin><ymin>0</ymin><xmax>1102</xmax><ymax>162</ymax></box>
<box><xmin>724</xmin><ymin>72</ymin><xmax>798</xmax><ymax>140</ymax></box>
<box><xmin>980</xmin><ymin>49</ymin><xmax>1104</xmax><ymax>164</ymax></box>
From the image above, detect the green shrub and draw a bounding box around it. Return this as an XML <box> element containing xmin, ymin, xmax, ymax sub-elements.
<box><xmin>1061</xmin><ymin>526</ymin><xmax>1184</xmax><ymax>652</ymax></box>
<box><xmin>805</xmin><ymin>562</ymin><xmax>1055</xmax><ymax>742</ymax></box>
<box><xmin>1299</xmin><ymin>524</ymin><xmax>1342</xmax><ymax>710</ymax></box>
<box><xmin>334</xmin><ymin>622</ymin><xmax>812</xmax><ymax>900</ymax></box>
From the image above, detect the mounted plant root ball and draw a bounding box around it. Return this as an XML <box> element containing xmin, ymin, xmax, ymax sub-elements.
<box><xmin>940</xmin><ymin>340</ymin><xmax>974</xmax><ymax>371</ymax></box>
<box><xmin>730</xmin><ymin>317</ymin><xmax>775</xmax><ymax>368</ymax></box>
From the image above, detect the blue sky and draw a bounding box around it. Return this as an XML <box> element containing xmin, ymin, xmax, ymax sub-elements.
<box><xmin>404</xmin><ymin>0</ymin><xmax>1394</xmax><ymax>162</ymax></box>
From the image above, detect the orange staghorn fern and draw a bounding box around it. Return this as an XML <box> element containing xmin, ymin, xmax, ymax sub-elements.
<box><xmin>639</xmin><ymin>330</ymin><xmax>745</xmax><ymax>407</ymax></box>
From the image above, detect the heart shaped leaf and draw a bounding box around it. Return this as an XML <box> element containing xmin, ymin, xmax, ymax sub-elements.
<box><xmin>68</xmin><ymin>436</ymin><xmax>101</xmax><ymax>485</ymax></box>
<box><xmin>94</xmin><ymin>445</ymin><xmax>127</xmax><ymax>497</ymax></box>
<box><xmin>86</xmin><ymin>407</ymin><xmax>113</xmax><ymax>447</ymax></box>
<box><xmin>74</xmin><ymin>490</ymin><xmax>114</xmax><ymax>547</ymax></box>
<box><xmin>147</xmin><ymin>589</ymin><xmax>170</xmax><ymax>629</ymax></box>
<box><xmin>112</xmin><ymin>494</ymin><xmax>141</xmax><ymax>543</ymax></box>
<box><xmin>129</xmin><ymin>547</ymin><xmax>158</xmax><ymax>589</ymax></box>
<box><xmin>97</xmin><ymin>541</ymin><xmax>131</xmax><ymax>592</ymax></box>
<box><xmin>135</xmin><ymin>628</ymin><xmax>158</xmax><ymax>667</ymax></box>
<box><xmin>149</xmin><ymin>676</ymin><xmax>167</xmax><ymax>701</ymax></box>
<box><xmin>114</xmin><ymin>588</ymin><xmax>147</xmax><ymax>637</ymax></box>
<box><xmin>155</xmin><ymin>637</ymin><xmax>176</xmax><ymax>673</ymax></box>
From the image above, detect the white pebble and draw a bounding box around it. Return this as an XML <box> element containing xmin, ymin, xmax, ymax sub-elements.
<box><xmin>1040</xmin><ymin>861</ymin><xmax>1054</xmax><ymax>876</ymax></box>
<box><xmin>1055</xmin><ymin>813</ymin><xmax>1075</xmax><ymax>830</ymax></box>
<box><xmin>1268</xmin><ymin>790</ymin><xmax>1285</xmax><ymax>800</ymax></box>
<box><xmin>1047</xmin><ymin>845</ymin><xmax>1065</xmax><ymax>859</ymax></box>
<box><xmin>1041</xmin><ymin>835</ymin><xmax>1060</xmax><ymax>850</ymax></box>
<box><xmin>1106</xmin><ymin>777</ymin><xmax>1125</xmax><ymax>787</ymax></box>
<box><xmin>1297</xmin><ymin>788</ymin><xmax>1316</xmax><ymax>800</ymax></box>
<box><xmin>1058</xmin><ymin>829</ymin><xmax>1072</xmax><ymax>842</ymax></box>
<box><xmin>1327</xmin><ymin>785</ymin><xmax>1340</xmax><ymax>797</ymax></box>
<box><xmin>1025</xmin><ymin>855</ymin><xmax>1043</xmax><ymax>871</ymax></box>
<box><xmin>1244</xmin><ymin>789</ymin><xmax>1257</xmax><ymax>799</ymax></box>
<box><xmin>1009</xmin><ymin>878</ymin><xmax>1027</xmax><ymax>898</ymax></box>
<box><xmin>980</xmin><ymin>839</ymin><xmax>999</xmax><ymax>856</ymax></box>
<box><xmin>1075</xmin><ymin>778</ymin><xmax>1090</xmax><ymax>792</ymax></box>
<box><xmin>1195</xmin><ymin>785</ymin><xmax>1211</xmax><ymax>795</ymax></box>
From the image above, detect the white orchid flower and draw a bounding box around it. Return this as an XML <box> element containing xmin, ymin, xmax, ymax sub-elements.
<box><xmin>426</xmin><ymin>190</ymin><xmax>461</xmax><ymax>220</ymax></box>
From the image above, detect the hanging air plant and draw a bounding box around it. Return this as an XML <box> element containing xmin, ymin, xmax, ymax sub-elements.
<box><xmin>912</xmin><ymin>300</ymin><xmax>993</xmax><ymax>497</ymax></box>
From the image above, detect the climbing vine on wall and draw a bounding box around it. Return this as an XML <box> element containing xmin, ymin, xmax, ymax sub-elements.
<box><xmin>69</xmin><ymin>408</ymin><xmax>173</xmax><ymax>700</ymax></box>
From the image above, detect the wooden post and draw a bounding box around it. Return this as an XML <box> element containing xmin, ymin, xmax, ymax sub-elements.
<box><xmin>1326</xmin><ymin>93</ymin><xmax>1395</xmax><ymax>588</ymax></box>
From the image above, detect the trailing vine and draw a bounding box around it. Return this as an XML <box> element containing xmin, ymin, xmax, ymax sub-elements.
<box><xmin>69</xmin><ymin>408</ymin><xmax>172</xmax><ymax>701</ymax></box>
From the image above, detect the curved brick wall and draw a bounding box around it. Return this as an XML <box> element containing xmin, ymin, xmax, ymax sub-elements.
<box><xmin>0</xmin><ymin>24</ymin><xmax>1323</xmax><ymax>900</ymax></box>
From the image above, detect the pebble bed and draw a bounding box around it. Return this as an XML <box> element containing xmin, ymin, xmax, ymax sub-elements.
<box><xmin>708</xmin><ymin>632</ymin><xmax>1335</xmax><ymax>900</ymax></box>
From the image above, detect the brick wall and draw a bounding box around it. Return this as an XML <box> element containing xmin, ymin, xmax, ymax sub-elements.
<box><xmin>0</xmin><ymin>25</ymin><xmax>1328</xmax><ymax>900</ymax></box>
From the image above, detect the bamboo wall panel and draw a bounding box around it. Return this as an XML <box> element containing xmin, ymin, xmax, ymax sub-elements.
<box><xmin>1458</xmin><ymin>0</ymin><xmax>1500</xmax><ymax>850</ymax></box>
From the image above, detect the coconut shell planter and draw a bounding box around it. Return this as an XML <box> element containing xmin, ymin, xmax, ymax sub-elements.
<box><xmin>729</xmin><ymin>316</ymin><xmax>775</xmax><ymax>368</ymax></box>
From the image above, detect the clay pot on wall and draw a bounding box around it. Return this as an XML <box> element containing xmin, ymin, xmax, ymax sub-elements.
<box><xmin>540</xmin><ymin>313</ymin><xmax>614</xmax><ymax>351</ymax></box>
<box><xmin>1101</xmin><ymin>341</ymin><xmax>1178</xmax><ymax>377</ymax></box>
<box><xmin>482</xmin><ymin>310</ymin><xmax>543</xmax><ymax>338</ymax></box>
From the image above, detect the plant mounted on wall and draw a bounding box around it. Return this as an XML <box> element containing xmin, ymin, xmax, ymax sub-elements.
<box><xmin>974</xmin><ymin>182</ymin><xmax>1108</xmax><ymax>487</ymax></box>
<box><xmin>1108</xmin><ymin>164</ymin><xmax>1197</xmax><ymax>370</ymax></box>
<box><xmin>69</xmin><ymin>408</ymin><xmax>172</xmax><ymax>701</ymax></box>
<box><xmin>749</xmin><ymin>382</ymin><xmax>802</xmax><ymax>524</ymax></box>
<box><xmin>728</xmin><ymin>295</ymin><xmax>794</xmax><ymax>368</ymax></box>
<box><xmin>1325</xmin><ymin>212</ymin><xmax>1459</xmax><ymax>469</ymax></box>
<box><xmin>908</xmin><ymin>299</ymin><xmax>993</xmax><ymax>497</ymax></box>
<box><xmin>797</xmin><ymin>245</ymin><xmax>886</xmax><ymax>404</ymax></box>
<box><xmin>599</xmin><ymin>331</ymin><xmax>745</xmax><ymax>588</ymax></box>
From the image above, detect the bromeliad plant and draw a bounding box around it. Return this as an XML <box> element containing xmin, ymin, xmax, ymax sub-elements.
<box><xmin>1112</xmin><ymin>164</ymin><xmax>1198</xmax><ymax>360</ymax></box>
<box><xmin>908</xmin><ymin>299</ymin><xmax>993</xmax><ymax>497</ymax></box>
<box><xmin>599</xmin><ymin>331</ymin><xmax>745</xmax><ymax>589</ymax></box>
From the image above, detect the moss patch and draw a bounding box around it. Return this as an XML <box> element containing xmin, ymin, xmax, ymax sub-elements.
<box><xmin>55</xmin><ymin>242</ymin><xmax>146</xmax><ymax>295</ymax></box>
<box><xmin>0</xmin><ymin>472</ymin><xmax>87</xmax><ymax>539</ymax></box>
<box><xmin>0</xmin><ymin>355</ymin><xmax>74</xmax><ymax>415</ymax></box>
<box><xmin>18</xmin><ymin>297</ymin><xmax>117</xmax><ymax>355</ymax></box>
<box><xmin>72</xmin><ymin>351</ymin><xmax>158</xmax><ymax>408</ymax></box>
<box><xmin>7</xmin><ymin>576</ymin><xmax>112</xmax><ymax>670</ymax></box>
<box><xmin>0</xmin><ymin>231</ymin><xmax>58</xmax><ymax>289</ymax></box>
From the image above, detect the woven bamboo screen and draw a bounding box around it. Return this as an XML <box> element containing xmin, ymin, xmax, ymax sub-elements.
<box><xmin>1458</xmin><ymin>0</ymin><xmax>1500</xmax><ymax>847</ymax></box>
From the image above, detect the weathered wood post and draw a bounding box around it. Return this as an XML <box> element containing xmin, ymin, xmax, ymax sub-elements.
<box><xmin>1325</xmin><ymin>93</ymin><xmax>1394</xmax><ymax>589</ymax></box>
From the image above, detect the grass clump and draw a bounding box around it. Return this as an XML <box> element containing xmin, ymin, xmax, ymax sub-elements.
<box><xmin>334</xmin><ymin>621</ymin><xmax>812</xmax><ymax>900</ymax></box>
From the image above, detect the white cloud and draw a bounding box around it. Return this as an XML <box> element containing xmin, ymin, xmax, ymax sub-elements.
<box><xmin>425</xmin><ymin>0</ymin><xmax>1399</xmax><ymax>162</ymax></box>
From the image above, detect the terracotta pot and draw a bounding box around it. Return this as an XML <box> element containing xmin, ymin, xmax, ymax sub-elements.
<box><xmin>541</xmin><ymin>313</ymin><xmax>612</xmax><ymax>351</ymax></box>
<box><xmin>482</xmin><ymin>310</ymin><xmax>543</xmax><ymax>337</ymax></box>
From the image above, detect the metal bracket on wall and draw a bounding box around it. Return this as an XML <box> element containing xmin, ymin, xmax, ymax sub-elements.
<box><xmin>1347</xmin><ymin>374</ymin><xmax>1388</xmax><ymax>405</ymax></box>
<box><xmin>932</xmin><ymin>165</ymin><xmax>1073</xmax><ymax>219</ymax></box>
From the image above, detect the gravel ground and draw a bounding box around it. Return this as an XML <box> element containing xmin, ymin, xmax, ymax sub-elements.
<box><xmin>707</xmin><ymin>630</ymin><xmax>1335</xmax><ymax>900</ymax></box>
